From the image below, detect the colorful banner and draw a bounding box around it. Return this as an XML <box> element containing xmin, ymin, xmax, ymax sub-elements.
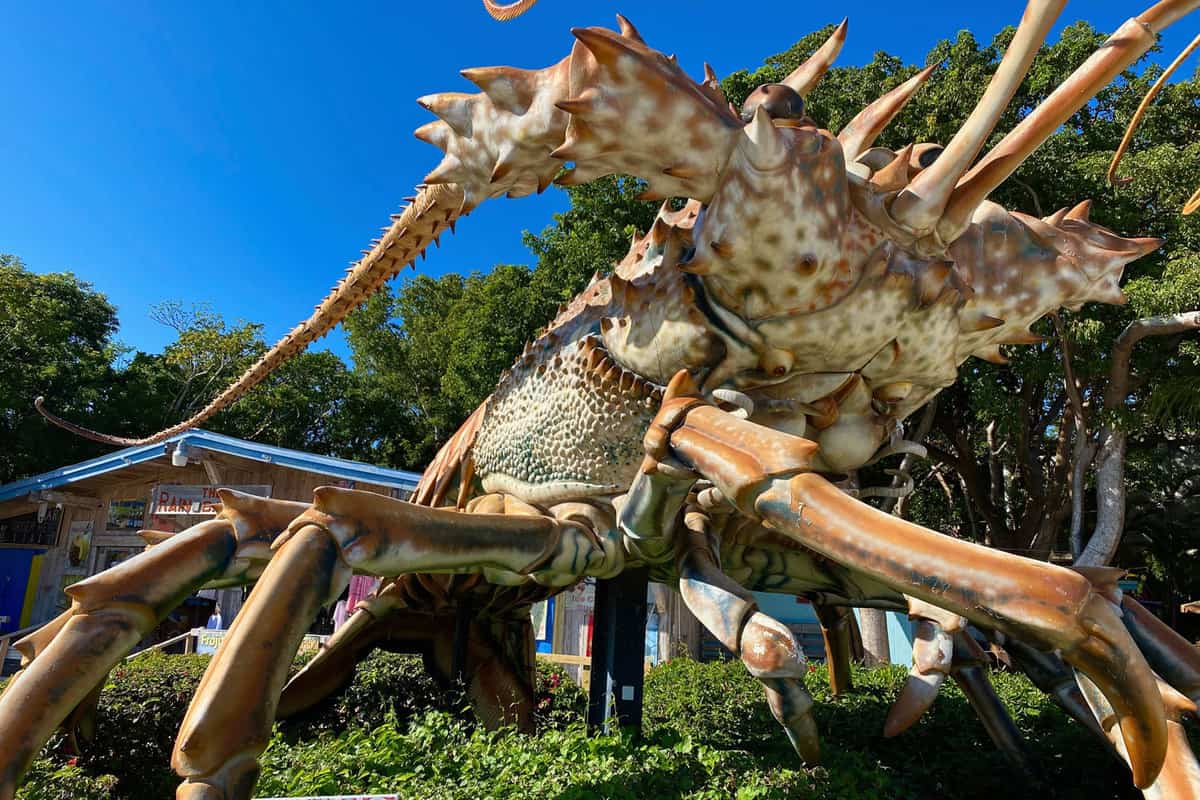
<box><xmin>107</xmin><ymin>499</ymin><xmax>146</xmax><ymax>529</ymax></box>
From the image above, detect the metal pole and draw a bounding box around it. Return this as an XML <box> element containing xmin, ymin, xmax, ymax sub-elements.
<box><xmin>586</xmin><ymin>567</ymin><xmax>649</xmax><ymax>733</ymax></box>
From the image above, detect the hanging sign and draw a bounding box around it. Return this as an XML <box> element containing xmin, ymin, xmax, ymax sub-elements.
<box><xmin>151</xmin><ymin>485</ymin><xmax>271</xmax><ymax>516</ymax></box>
<box><xmin>193</xmin><ymin>628</ymin><xmax>327</xmax><ymax>656</ymax></box>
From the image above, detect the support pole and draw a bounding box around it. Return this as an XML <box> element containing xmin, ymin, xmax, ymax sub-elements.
<box><xmin>587</xmin><ymin>567</ymin><xmax>649</xmax><ymax>733</ymax></box>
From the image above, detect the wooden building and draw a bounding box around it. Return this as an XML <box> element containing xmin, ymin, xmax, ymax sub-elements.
<box><xmin>0</xmin><ymin>430</ymin><xmax>420</xmax><ymax>638</ymax></box>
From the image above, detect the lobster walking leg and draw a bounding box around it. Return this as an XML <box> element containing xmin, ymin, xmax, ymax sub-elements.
<box><xmin>644</xmin><ymin>373</ymin><xmax>1169</xmax><ymax>788</ymax></box>
<box><xmin>675</xmin><ymin>505</ymin><xmax>819</xmax><ymax>762</ymax></box>
<box><xmin>278</xmin><ymin>602</ymin><xmax>537</xmax><ymax>732</ymax></box>
<box><xmin>947</xmin><ymin>630</ymin><xmax>1035</xmax><ymax>779</ymax></box>
<box><xmin>0</xmin><ymin>490</ymin><xmax>304</xmax><ymax>800</ymax></box>
<box><xmin>1004</xmin><ymin>638</ymin><xmax>1109</xmax><ymax>744</ymax></box>
<box><xmin>1076</xmin><ymin>675</ymin><xmax>1200</xmax><ymax>800</ymax></box>
<box><xmin>812</xmin><ymin>602</ymin><xmax>856</xmax><ymax>696</ymax></box>
<box><xmin>174</xmin><ymin>488</ymin><xmax>622</xmax><ymax>798</ymax></box>
<box><xmin>174</xmin><ymin>524</ymin><xmax>350</xmax><ymax>800</ymax></box>
<box><xmin>1121</xmin><ymin>595</ymin><xmax>1200</xmax><ymax>708</ymax></box>
<box><xmin>0</xmin><ymin>520</ymin><xmax>236</xmax><ymax>800</ymax></box>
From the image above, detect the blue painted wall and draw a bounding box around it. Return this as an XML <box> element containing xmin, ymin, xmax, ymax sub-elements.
<box><xmin>752</xmin><ymin>592</ymin><xmax>820</xmax><ymax>625</ymax></box>
<box><xmin>0</xmin><ymin>549</ymin><xmax>36</xmax><ymax>634</ymax></box>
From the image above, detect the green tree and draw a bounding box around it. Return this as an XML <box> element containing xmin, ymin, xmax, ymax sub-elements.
<box><xmin>0</xmin><ymin>256</ymin><xmax>123</xmax><ymax>482</ymax></box>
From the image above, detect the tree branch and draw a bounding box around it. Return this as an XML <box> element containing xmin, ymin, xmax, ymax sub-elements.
<box><xmin>1078</xmin><ymin>311</ymin><xmax>1200</xmax><ymax>566</ymax></box>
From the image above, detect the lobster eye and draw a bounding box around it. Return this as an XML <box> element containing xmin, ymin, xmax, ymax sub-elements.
<box><xmin>740</xmin><ymin>83</ymin><xmax>805</xmax><ymax>123</ymax></box>
<box><xmin>917</xmin><ymin>145</ymin><xmax>944</xmax><ymax>168</ymax></box>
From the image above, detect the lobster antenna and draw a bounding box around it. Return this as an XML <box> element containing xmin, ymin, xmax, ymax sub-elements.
<box><xmin>1107</xmin><ymin>31</ymin><xmax>1200</xmax><ymax>214</ymax></box>
<box><xmin>483</xmin><ymin>0</ymin><xmax>538</xmax><ymax>21</ymax></box>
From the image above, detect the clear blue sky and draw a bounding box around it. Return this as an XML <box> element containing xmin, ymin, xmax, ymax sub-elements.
<box><xmin>2</xmin><ymin>2</ymin><xmax>1191</xmax><ymax>362</ymax></box>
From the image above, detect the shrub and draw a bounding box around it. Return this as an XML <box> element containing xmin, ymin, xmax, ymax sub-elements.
<box><xmin>16</xmin><ymin>650</ymin><xmax>1145</xmax><ymax>800</ymax></box>
<box><xmin>279</xmin><ymin>650</ymin><xmax>454</xmax><ymax>738</ymax></box>
<box><xmin>533</xmin><ymin>658</ymin><xmax>587</xmax><ymax>729</ymax></box>
<box><xmin>15</xmin><ymin>648</ymin><xmax>586</xmax><ymax>799</ymax></box>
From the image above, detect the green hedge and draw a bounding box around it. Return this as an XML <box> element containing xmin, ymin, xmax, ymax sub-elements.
<box><xmin>15</xmin><ymin>653</ymin><xmax>1143</xmax><ymax>800</ymax></box>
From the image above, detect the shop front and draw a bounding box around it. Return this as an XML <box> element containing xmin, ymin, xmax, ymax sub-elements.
<box><xmin>0</xmin><ymin>430</ymin><xmax>421</xmax><ymax>642</ymax></box>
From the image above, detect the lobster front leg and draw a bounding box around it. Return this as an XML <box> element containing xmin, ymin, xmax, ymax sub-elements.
<box><xmin>0</xmin><ymin>521</ymin><xmax>234</xmax><ymax>799</ymax></box>
<box><xmin>642</xmin><ymin>372</ymin><xmax>1169</xmax><ymax>789</ymax></box>
<box><xmin>0</xmin><ymin>489</ymin><xmax>304</xmax><ymax>800</ymax></box>
<box><xmin>174</xmin><ymin>487</ymin><xmax>622</xmax><ymax>799</ymax></box>
<box><xmin>174</xmin><ymin>523</ymin><xmax>351</xmax><ymax>799</ymax></box>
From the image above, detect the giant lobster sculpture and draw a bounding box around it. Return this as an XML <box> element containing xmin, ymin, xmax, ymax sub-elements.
<box><xmin>4</xmin><ymin>2</ymin><xmax>1200</xmax><ymax>798</ymax></box>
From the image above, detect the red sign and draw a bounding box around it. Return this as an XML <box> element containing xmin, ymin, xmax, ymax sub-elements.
<box><xmin>151</xmin><ymin>484</ymin><xmax>271</xmax><ymax>515</ymax></box>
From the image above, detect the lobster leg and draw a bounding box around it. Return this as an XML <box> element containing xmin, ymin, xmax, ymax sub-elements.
<box><xmin>0</xmin><ymin>520</ymin><xmax>234</xmax><ymax>800</ymax></box>
<box><xmin>278</xmin><ymin>599</ymin><xmax>537</xmax><ymax>733</ymax></box>
<box><xmin>812</xmin><ymin>602</ymin><xmax>857</xmax><ymax>696</ymax></box>
<box><xmin>675</xmin><ymin>505</ymin><xmax>819</xmax><ymax>763</ymax></box>
<box><xmin>276</xmin><ymin>581</ymin><xmax>410</xmax><ymax>720</ymax></box>
<box><xmin>642</xmin><ymin>372</ymin><xmax>1169</xmax><ymax>788</ymax></box>
<box><xmin>174</xmin><ymin>488</ymin><xmax>623</xmax><ymax>799</ymax></box>
<box><xmin>1077</xmin><ymin>674</ymin><xmax>1200</xmax><ymax>800</ymax></box>
<box><xmin>1121</xmin><ymin>595</ymin><xmax>1200</xmax><ymax>710</ymax></box>
<box><xmin>948</xmin><ymin>630</ymin><xmax>1035</xmax><ymax>779</ymax></box>
<box><xmin>1004</xmin><ymin>638</ymin><xmax>1109</xmax><ymax>745</ymax></box>
<box><xmin>0</xmin><ymin>490</ymin><xmax>303</xmax><ymax>800</ymax></box>
<box><xmin>883</xmin><ymin>615</ymin><xmax>955</xmax><ymax>737</ymax></box>
<box><xmin>174</xmin><ymin>523</ymin><xmax>350</xmax><ymax>799</ymax></box>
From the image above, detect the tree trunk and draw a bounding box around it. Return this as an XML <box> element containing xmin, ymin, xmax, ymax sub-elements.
<box><xmin>858</xmin><ymin>608</ymin><xmax>891</xmax><ymax>666</ymax></box>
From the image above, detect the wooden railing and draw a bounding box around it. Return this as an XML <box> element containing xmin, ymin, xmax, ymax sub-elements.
<box><xmin>0</xmin><ymin>621</ymin><xmax>47</xmax><ymax>674</ymax></box>
<box><xmin>126</xmin><ymin>630</ymin><xmax>196</xmax><ymax>659</ymax></box>
<box><xmin>537</xmin><ymin>652</ymin><xmax>592</xmax><ymax>690</ymax></box>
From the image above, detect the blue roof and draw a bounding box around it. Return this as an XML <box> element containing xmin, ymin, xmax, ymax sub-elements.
<box><xmin>0</xmin><ymin>429</ymin><xmax>423</xmax><ymax>503</ymax></box>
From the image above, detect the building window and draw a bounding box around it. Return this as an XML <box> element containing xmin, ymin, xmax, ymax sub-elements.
<box><xmin>0</xmin><ymin>507</ymin><xmax>62</xmax><ymax>547</ymax></box>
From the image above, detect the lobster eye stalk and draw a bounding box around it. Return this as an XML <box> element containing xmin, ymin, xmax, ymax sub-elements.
<box><xmin>741</xmin><ymin>83</ymin><xmax>807</xmax><ymax>124</ymax></box>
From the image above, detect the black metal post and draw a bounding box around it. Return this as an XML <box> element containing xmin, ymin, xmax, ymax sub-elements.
<box><xmin>586</xmin><ymin>566</ymin><xmax>650</xmax><ymax>733</ymax></box>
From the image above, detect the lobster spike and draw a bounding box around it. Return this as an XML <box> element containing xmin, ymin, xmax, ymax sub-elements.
<box><xmin>414</xmin><ymin>121</ymin><xmax>453</xmax><ymax>151</ymax></box>
<box><xmin>424</xmin><ymin>156</ymin><xmax>466</xmax><ymax>186</ymax></box>
<box><xmin>974</xmin><ymin>344</ymin><xmax>1009</xmax><ymax>365</ymax></box>
<box><xmin>1065</xmin><ymin>199</ymin><xmax>1093</xmax><ymax>222</ymax></box>
<box><xmin>783</xmin><ymin>18</ymin><xmax>848</xmax><ymax>96</ymax></box>
<box><xmin>960</xmin><ymin>312</ymin><xmax>1005</xmax><ymax>333</ymax></box>
<box><xmin>1045</xmin><ymin>206</ymin><xmax>1070</xmax><ymax>226</ymax></box>
<box><xmin>869</xmin><ymin>144</ymin><xmax>914</xmax><ymax>193</ymax></box>
<box><xmin>416</xmin><ymin>93</ymin><xmax>476</xmax><ymax>138</ymax></box>
<box><xmin>460</xmin><ymin>64</ymin><xmax>542</xmax><ymax>115</ymax></box>
<box><xmin>615</xmin><ymin>14</ymin><xmax>644</xmax><ymax>43</ymax></box>
<box><xmin>999</xmin><ymin>329</ymin><xmax>1045</xmax><ymax>345</ymax></box>
<box><xmin>556</xmin><ymin>90</ymin><xmax>601</xmax><ymax>117</ymax></box>
<box><xmin>490</xmin><ymin>142</ymin><xmax>521</xmax><ymax>183</ymax></box>
<box><xmin>677</xmin><ymin>256</ymin><xmax>712</xmax><ymax>275</ymax></box>
<box><xmin>838</xmin><ymin>65</ymin><xmax>936</xmax><ymax>162</ymax></box>
<box><xmin>891</xmin><ymin>0</ymin><xmax>1066</xmax><ymax>236</ymax></box>
<box><xmin>741</xmin><ymin>105</ymin><xmax>787</xmax><ymax>170</ymax></box>
<box><xmin>572</xmin><ymin>26</ymin><xmax>640</xmax><ymax>67</ymax></box>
